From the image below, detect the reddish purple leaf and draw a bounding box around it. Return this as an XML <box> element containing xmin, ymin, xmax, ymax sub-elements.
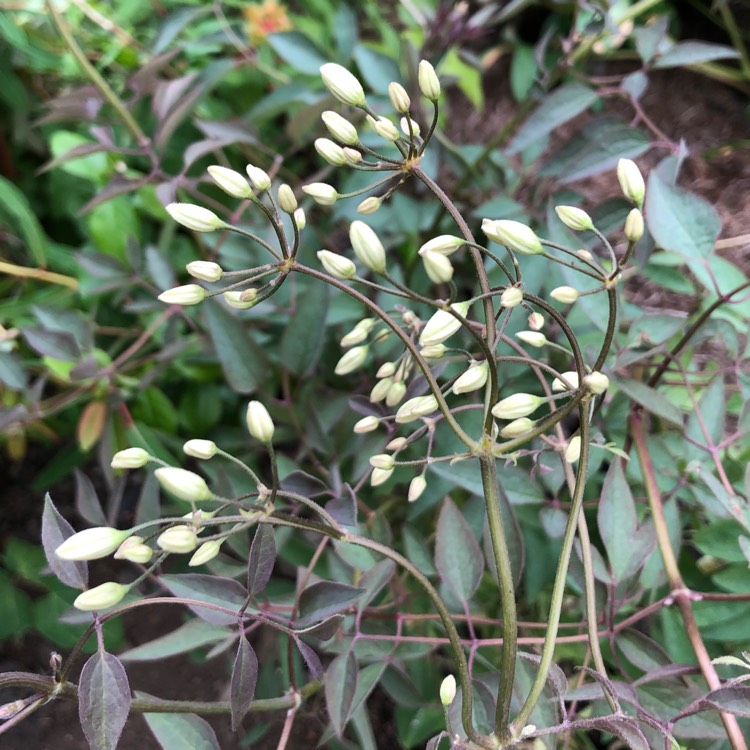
<box><xmin>230</xmin><ymin>635</ymin><xmax>258</xmax><ymax>732</ymax></box>
<box><xmin>247</xmin><ymin>524</ymin><xmax>276</xmax><ymax>598</ymax></box>
<box><xmin>41</xmin><ymin>494</ymin><xmax>88</xmax><ymax>590</ymax></box>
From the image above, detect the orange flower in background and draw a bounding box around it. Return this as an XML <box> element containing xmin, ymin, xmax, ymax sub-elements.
<box><xmin>244</xmin><ymin>1</ymin><xmax>292</xmax><ymax>44</ymax></box>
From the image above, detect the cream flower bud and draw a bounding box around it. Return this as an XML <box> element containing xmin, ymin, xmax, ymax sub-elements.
<box><xmin>408</xmin><ymin>475</ymin><xmax>427</xmax><ymax>502</ymax></box>
<box><xmin>207</xmin><ymin>165</ymin><xmax>252</xmax><ymax>199</ymax></box>
<box><xmin>491</xmin><ymin>393</ymin><xmax>543</xmax><ymax>420</ymax></box>
<box><xmin>74</xmin><ymin>582</ymin><xmax>127</xmax><ymax>611</ymax></box>
<box><xmin>56</xmin><ymin>527</ymin><xmax>131</xmax><ymax>561</ymax></box>
<box><xmin>166</xmin><ymin>203</ymin><xmax>225</xmax><ymax>233</ymax></box>
<box><xmin>395</xmin><ymin>395</ymin><xmax>438</xmax><ymax>423</ymax></box>
<box><xmin>386</xmin><ymin>437</ymin><xmax>407</xmax><ymax>451</ymax></box>
<box><xmin>400</xmin><ymin>117</ymin><xmax>420</xmax><ymax>136</ymax></box>
<box><xmin>482</xmin><ymin>219</ymin><xmax>543</xmax><ymax>255</ymax></box>
<box><xmin>189</xmin><ymin>539</ymin><xmax>223</xmax><ymax>567</ymax></box>
<box><xmin>158</xmin><ymin>284</ymin><xmax>207</xmax><ymax>306</ymax></box>
<box><xmin>500</xmin><ymin>417</ymin><xmax>535</xmax><ymax>438</ymax></box>
<box><xmin>419</xmin><ymin>235</ymin><xmax>464</xmax><ymax>256</ymax></box>
<box><xmin>183</xmin><ymin>439</ymin><xmax>218</xmax><ymax>459</ymax></box>
<box><xmin>552</xmin><ymin>371</ymin><xmax>579</xmax><ymax>392</ymax></box>
<box><xmin>114</xmin><ymin>536</ymin><xmax>153</xmax><ymax>564</ymax></box>
<box><xmin>354</xmin><ymin>416</ymin><xmax>379</xmax><ymax>433</ymax></box>
<box><xmin>369</xmin><ymin>454</ymin><xmax>395</xmax><ymax>470</ymax></box>
<box><xmin>154</xmin><ymin>467</ymin><xmax>212</xmax><ymax>502</ymax></box>
<box><xmin>624</xmin><ymin>208</ymin><xmax>644</xmax><ymax>242</ymax></box>
<box><xmin>500</xmin><ymin>287</ymin><xmax>523</xmax><ymax>308</ymax></box>
<box><xmin>440</xmin><ymin>675</ymin><xmax>456</xmax><ymax>706</ymax></box>
<box><xmin>335</xmin><ymin>345</ymin><xmax>368</xmax><ymax>375</ymax></box>
<box><xmin>578</xmin><ymin>248</ymin><xmax>594</xmax><ymax>260</ymax></box>
<box><xmin>246</xmin><ymin>401</ymin><xmax>275</xmax><ymax>442</ymax></box>
<box><xmin>186</xmin><ymin>261</ymin><xmax>223</xmax><ymax>282</ymax></box>
<box><xmin>421</xmin><ymin>250</ymin><xmax>454</xmax><ymax>283</ymax></box>
<box><xmin>528</xmin><ymin>312</ymin><xmax>545</xmax><ymax>331</ymax></box>
<box><xmin>365</xmin><ymin>115</ymin><xmax>399</xmax><ymax>142</ymax></box>
<box><xmin>314</xmin><ymin>138</ymin><xmax>347</xmax><ymax>166</ymax></box>
<box><xmin>420</xmin><ymin>344</ymin><xmax>447</xmax><ymax>359</ymax></box>
<box><xmin>318</xmin><ymin>250</ymin><xmax>356</xmax><ymax>280</ymax></box>
<box><xmin>419</xmin><ymin>301</ymin><xmax>470</xmax><ymax>347</ymax></box>
<box><xmin>341</xmin><ymin>318</ymin><xmax>376</xmax><ymax>347</ymax></box>
<box><xmin>302</xmin><ymin>182</ymin><xmax>339</xmax><ymax>206</ymax></box>
<box><xmin>320</xmin><ymin>63</ymin><xmax>366</xmax><ymax>106</ymax></box>
<box><xmin>555</xmin><ymin>205</ymin><xmax>594</xmax><ymax>231</ymax></box>
<box><xmin>294</xmin><ymin>208</ymin><xmax>306</xmax><ymax>229</ymax></box>
<box><xmin>157</xmin><ymin>525</ymin><xmax>199</xmax><ymax>554</ymax></box>
<box><xmin>350</xmin><ymin>220</ymin><xmax>386</xmax><ymax>273</ymax></box>
<box><xmin>321</xmin><ymin>111</ymin><xmax>359</xmax><ymax>145</ymax></box>
<box><xmin>370</xmin><ymin>467</ymin><xmax>393</xmax><ymax>486</ymax></box>
<box><xmin>223</xmin><ymin>290</ymin><xmax>256</xmax><ymax>309</ymax></box>
<box><xmin>516</xmin><ymin>331</ymin><xmax>547</xmax><ymax>348</ymax></box>
<box><xmin>357</xmin><ymin>196</ymin><xmax>381</xmax><ymax>215</ymax></box>
<box><xmin>418</xmin><ymin>60</ymin><xmax>441</xmax><ymax>100</ymax></box>
<box><xmin>369</xmin><ymin>377</ymin><xmax>392</xmax><ymax>403</ymax></box>
<box><xmin>385</xmin><ymin>381</ymin><xmax>407</xmax><ymax>407</ymax></box>
<box><xmin>550</xmin><ymin>286</ymin><xmax>579</xmax><ymax>304</ymax></box>
<box><xmin>245</xmin><ymin>164</ymin><xmax>271</xmax><ymax>191</ymax></box>
<box><xmin>617</xmin><ymin>158</ymin><xmax>645</xmax><ymax>207</ymax></box>
<box><xmin>111</xmin><ymin>447</ymin><xmax>150</xmax><ymax>469</ymax></box>
<box><xmin>583</xmin><ymin>371</ymin><xmax>609</xmax><ymax>395</ymax></box>
<box><xmin>277</xmin><ymin>184</ymin><xmax>297</xmax><ymax>213</ymax></box>
<box><xmin>564</xmin><ymin>436</ymin><xmax>582</xmax><ymax>463</ymax></box>
<box><xmin>376</xmin><ymin>362</ymin><xmax>396</xmax><ymax>378</ymax></box>
<box><xmin>388</xmin><ymin>82</ymin><xmax>411</xmax><ymax>113</ymax></box>
<box><xmin>343</xmin><ymin>147</ymin><xmax>362</xmax><ymax>164</ymax></box>
<box><xmin>452</xmin><ymin>361</ymin><xmax>489</xmax><ymax>395</ymax></box>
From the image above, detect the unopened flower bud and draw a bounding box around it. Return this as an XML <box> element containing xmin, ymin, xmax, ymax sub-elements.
<box><xmin>520</xmin><ymin>724</ymin><xmax>537</xmax><ymax>739</ymax></box>
<box><xmin>400</xmin><ymin>117</ymin><xmax>420</xmax><ymax>136</ymax></box>
<box><xmin>419</xmin><ymin>235</ymin><xmax>464</xmax><ymax>256</ymax></box>
<box><xmin>189</xmin><ymin>539</ymin><xmax>223</xmax><ymax>567</ymax></box>
<box><xmin>246</xmin><ymin>401</ymin><xmax>275</xmax><ymax>442</ymax></box>
<box><xmin>166</xmin><ymin>203</ymin><xmax>225</xmax><ymax>233</ymax></box>
<box><xmin>500</xmin><ymin>417</ymin><xmax>535</xmax><ymax>438</ymax></box>
<box><xmin>420</xmin><ymin>344</ymin><xmax>447</xmax><ymax>359</ymax></box>
<box><xmin>335</xmin><ymin>345</ymin><xmax>369</xmax><ymax>375</ymax></box>
<box><xmin>578</xmin><ymin>248</ymin><xmax>594</xmax><ymax>260</ymax></box>
<box><xmin>386</xmin><ymin>437</ymin><xmax>407</xmax><ymax>451</ymax></box>
<box><xmin>583</xmin><ymin>371</ymin><xmax>609</xmax><ymax>395</ymax></box>
<box><xmin>350</xmin><ymin>220</ymin><xmax>386</xmax><ymax>273</ymax></box>
<box><xmin>388</xmin><ymin>82</ymin><xmax>411</xmax><ymax>113</ymax></box>
<box><xmin>419</xmin><ymin>301</ymin><xmax>470</xmax><ymax>346</ymax></box>
<box><xmin>320</xmin><ymin>63</ymin><xmax>366</xmax><ymax>107</ymax></box>
<box><xmin>154</xmin><ymin>467</ymin><xmax>212</xmax><ymax>502</ymax></box>
<box><xmin>395</xmin><ymin>395</ymin><xmax>438</xmax><ymax>423</ymax></box>
<box><xmin>224</xmin><ymin>290</ymin><xmax>256</xmax><ymax>309</ymax></box>
<box><xmin>111</xmin><ymin>447</ymin><xmax>150</xmax><ymax>469</ymax></box>
<box><xmin>157</xmin><ymin>525</ymin><xmax>199</xmax><ymax>554</ymax></box>
<box><xmin>370</xmin><ymin>467</ymin><xmax>393</xmax><ymax>486</ymax></box>
<box><xmin>500</xmin><ymin>287</ymin><xmax>523</xmax><ymax>308</ymax></box>
<box><xmin>318</xmin><ymin>250</ymin><xmax>356</xmax><ymax>280</ymax></box>
<box><xmin>452</xmin><ymin>361</ymin><xmax>489</xmax><ymax>395</ymax></box>
<box><xmin>245</xmin><ymin>164</ymin><xmax>271</xmax><ymax>191</ymax></box>
<box><xmin>370</xmin><ymin>377</ymin><xmax>392</xmax><ymax>403</ymax></box>
<box><xmin>555</xmin><ymin>205</ymin><xmax>594</xmax><ymax>231</ymax></box>
<box><xmin>315</xmin><ymin>138</ymin><xmax>347</xmax><ymax>166</ymax></box>
<box><xmin>421</xmin><ymin>249</ymin><xmax>454</xmax><ymax>283</ymax></box>
<box><xmin>369</xmin><ymin>454</ymin><xmax>394</xmax><ymax>470</ymax></box>
<box><xmin>343</xmin><ymin>147</ymin><xmax>362</xmax><ymax>164</ymax></box>
<box><xmin>366</xmin><ymin>115</ymin><xmax>400</xmax><ymax>142</ymax></box>
<box><xmin>376</xmin><ymin>362</ymin><xmax>396</xmax><ymax>378</ymax></box>
<box><xmin>321</xmin><ymin>111</ymin><xmax>359</xmax><ymax>144</ymax></box>
<box><xmin>550</xmin><ymin>286</ymin><xmax>579</xmax><ymax>304</ymax></box>
<box><xmin>158</xmin><ymin>284</ymin><xmax>207</xmax><ymax>306</ymax></box>
<box><xmin>294</xmin><ymin>208</ymin><xmax>306</xmax><ymax>229</ymax></box>
<box><xmin>528</xmin><ymin>312</ymin><xmax>544</xmax><ymax>330</ymax></box>
<box><xmin>482</xmin><ymin>219</ymin><xmax>543</xmax><ymax>255</ymax></box>
<box><xmin>491</xmin><ymin>393</ymin><xmax>543</xmax><ymax>420</ymax></box>
<box><xmin>357</xmin><ymin>196</ymin><xmax>381</xmax><ymax>215</ymax></box>
<box><xmin>114</xmin><ymin>536</ymin><xmax>153</xmax><ymax>564</ymax></box>
<box><xmin>408</xmin><ymin>474</ymin><xmax>427</xmax><ymax>502</ymax></box>
<box><xmin>385</xmin><ymin>381</ymin><xmax>407</xmax><ymax>407</ymax></box>
<box><xmin>277</xmin><ymin>184</ymin><xmax>297</xmax><ymax>213</ymax></box>
<box><xmin>56</xmin><ymin>527</ymin><xmax>131</xmax><ymax>561</ymax></box>
<box><xmin>624</xmin><ymin>208</ymin><xmax>644</xmax><ymax>242</ymax></box>
<box><xmin>183</xmin><ymin>439</ymin><xmax>218</xmax><ymax>459</ymax></box>
<box><xmin>617</xmin><ymin>158</ymin><xmax>645</xmax><ymax>207</ymax></box>
<box><xmin>440</xmin><ymin>675</ymin><xmax>456</xmax><ymax>706</ymax></box>
<box><xmin>418</xmin><ymin>60</ymin><xmax>441</xmax><ymax>101</ymax></box>
<box><xmin>354</xmin><ymin>416</ymin><xmax>379</xmax><ymax>433</ymax></box>
<box><xmin>74</xmin><ymin>582</ymin><xmax>127</xmax><ymax>611</ymax></box>
<box><xmin>341</xmin><ymin>318</ymin><xmax>376</xmax><ymax>347</ymax></box>
<box><xmin>564</xmin><ymin>436</ymin><xmax>582</xmax><ymax>463</ymax></box>
<box><xmin>302</xmin><ymin>182</ymin><xmax>339</xmax><ymax>206</ymax></box>
<box><xmin>207</xmin><ymin>165</ymin><xmax>253</xmax><ymax>199</ymax></box>
<box><xmin>552</xmin><ymin>371</ymin><xmax>579</xmax><ymax>392</ymax></box>
<box><xmin>516</xmin><ymin>331</ymin><xmax>547</xmax><ymax>348</ymax></box>
<box><xmin>187</xmin><ymin>261</ymin><xmax>223</xmax><ymax>282</ymax></box>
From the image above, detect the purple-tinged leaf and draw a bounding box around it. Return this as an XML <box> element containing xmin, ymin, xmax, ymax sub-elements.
<box><xmin>578</xmin><ymin>666</ymin><xmax>622</xmax><ymax>711</ymax></box>
<box><xmin>634</xmin><ymin>663</ymin><xmax>699</xmax><ymax>686</ymax></box>
<box><xmin>141</xmin><ymin>702</ymin><xmax>220</xmax><ymax>750</ymax></box>
<box><xmin>519</xmin><ymin>651</ymin><xmax>568</xmax><ymax>698</ymax></box>
<box><xmin>483</xmin><ymin>482</ymin><xmax>524</xmax><ymax>587</ymax></box>
<box><xmin>653</xmin><ymin>40</ymin><xmax>740</xmax><ymax>69</ymax></box>
<box><xmin>617</xmin><ymin>629</ymin><xmax>671</xmax><ymax>672</ymax></box>
<box><xmin>153</xmin><ymin>73</ymin><xmax>198</xmax><ymax>122</ymax></box>
<box><xmin>183</xmin><ymin>138</ymin><xmax>234</xmax><ymax>170</ymax></box>
<box><xmin>280</xmin><ymin>470</ymin><xmax>330</xmax><ymax>497</ymax></box>
<box><xmin>349</xmin><ymin>663</ymin><xmax>386</xmax><ymax>718</ymax></box>
<box><xmin>325</xmin><ymin>652</ymin><xmax>357</xmax><ymax>738</ymax></box>
<box><xmin>0</xmin><ymin>352</ymin><xmax>26</xmax><ymax>389</ymax></box>
<box><xmin>675</xmin><ymin>685</ymin><xmax>750</xmax><ymax>721</ymax></box>
<box><xmin>357</xmin><ymin>558</ymin><xmax>396</xmax><ymax>610</ymax></box>
<box><xmin>22</xmin><ymin>328</ymin><xmax>80</xmax><ymax>361</ymax></box>
<box><xmin>194</xmin><ymin>119</ymin><xmax>258</xmax><ymax>143</ymax></box>
<box><xmin>160</xmin><ymin>574</ymin><xmax>248</xmax><ymax>626</ymax></box>
<box><xmin>295</xmin><ymin>640</ymin><xmax>323</xmax><ymax>679</ymax></box>
<box><xmin>325</xmin><ymin>484</ymin><xmax>357</xmax><ymax>528</ymax></box>
<box><xmin>294</xmin><ymin>614</ymin><xmax>343</xmax><ymax>640</ymax></box>
<box><xmin>37</xmin><ymin>87</ymin><xmax>103</xmax><ymax>125</ymax></box>
<box><xmin>247</xmin><ymin>525</ymin><xmax>276</xmax><ymax>598</ymax></box>
<box><xmin>297</xmin><ymin>581</ymin><xmax>365</xmax><ymax>625</ymax></box>
<box><xmin>127</xmin><ymin>49</ymin><xmax>180</xmax><ymax>96</ymax></box>
<box><xmin>80</xmin><ymin>177</ymin><xmax>146</xmax><ymax>215</ymax></box>
<box><xmin>41</xmin><ymin>494</ymin><xmax>87</xmax><ymax>590</ymax></box>
<box><xmin>75</xmin><ymin>471</ymin><xmax>108</xmax><ymax>527</ymax></box>
<box><xmin>435</xmin><ymin>497</ymin><xmax>482</xmax><ymax>603</ymax></box>
<box><xmin>580</xmin><ymin>716</ymin><xmax>649</xmax><ymax>750</ymax></box>
<box><xmin>78</xmin><ymin>650</ymin><xmax>131</xmax><ymax>750</ymax></box>
<box><xmin>230</xmin><ymin>635</ymin><xmax>258</xmax><ymax>731</ymax></box>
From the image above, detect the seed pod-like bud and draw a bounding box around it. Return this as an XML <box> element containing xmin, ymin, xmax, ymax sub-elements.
<box><xmin>320</xmin><ymin>63</ymin><xmax>366</xmax><ymax>106</ymax></box>
<box><xmin>555</xmin><ymin>205</ymin><xmax>594</xmax><ymax>232</ymax></box>
<box><xmin>246</xmin><ymin>401</ymin><xmax>275</xmax><ymax>443</ymax></box>
<box><xmin>111</xmin><ymin>447</ymin><xmax>150</xmax><ymax>469</ymax></box>
<box><xmin>452</xmin><ymin>361</ymin><xmax>489</xmax><ymax>395</ymax></box>
<box><xmin>482</xmin><ymin>219</ymin><xmax>543</xmax><ymax>255</ymax></box>
<box><xmin>343</xmin><ymin>147</ymin><xmax>362</xmax><ymax>164</ymax></box>
<box><xmin>56</xmin><ymin>527</ymin><xmax>131</xmax><ymax>561</ymax></box>
<box><xmin>189</xmin><ymin>539</ymin><xmax>223</xmax><ymax>567</ymax></box>
<box><xmin>419</xmin><ymin>235</ymin><xmax>465</xmax><ymax>256</ymax></box>
<box><xmin>528</xmin><ymin>312</ymin><xmax>544</xmax><ymax>331</ymax></box>
<box><xmin>418</xmin><ymin>60</ymin><xmax>441</xmax><ymax>101</ymax></box>
<box><xmin>157</xmin><ymin>525</ymin><xmax>199</xmax><ymax>554</ymax></box>
<box><xmin>388</xmin><ymin>82</ymin><xmax>411</xmax><ymax>113</ymax></box>
<box><xmin>315</xmin><ymin>138</ymin><xmax>347</xmax><ymax>166</ymax></box>
<box><xmin>550</xmin><ymin>286</ymin><xmax>579</xmax><ymax>304</ymax></box>
<box><xmin>366</xmin><ymin>115</ymin><xmax>400</xmax><ymax>142</ymax></box>
<box><xmin>74</xmin><ymin>582</ymin><xmax>128</xmax><ymax>611</ymax></box>
<box><xmin>400</xmin><ymin>117</ymin><xmax>420</xmax><ymax>136</ymax></box>
<box><xmin>370</xmin><ymin>467</ymin><xmax>393</xmax><ymax>486</ymax></box>
<box><xmin>223</xmin><ymin>290</ymin><xmax>256</xmax><ymax>309</ymax></box>
<box><xmin>354</xmin><ymin>416</ymin><xmax>379</xmax><ymax>433</ymax></box>
<box><xmin>408</xmin><ymin>474</ymin><xmax>427</xmax><ymax>502</ymax></box>
<box><xmin>335</xmin><ymin>345</ymin><xmax>369</xmax><ymax>375</ymax></box>
<box><xmin>617</xmin><ymin>158</ymin><xmax>645</xmax><ymax>207</ymax></box>
<box><xmin>341</xmin><ymin>318</ymin><xmax>376</xmax><ymax>347</ymax></box>
<box><xmin>440</xmin><ymin>675</ymin><xmax>456</xmax><ymax>706</ymax></box>
<box><xmin>245</xmin><ymin>164</ymin><xmax>271</xmax><ymax>191</ymax></box>
<box><xmin>154</xmin><ymin>467</ymin><xmax>212</xmax><ymax>502</ymax></box>
<box><xmin>207</xmin><ymin>165</ymin><xmax>253</xmax><ymax>199</ymax></box>
<box><xmin>386</xmin><ymin>437</ymin><xmax>407</xmax><ymax>451</ymax></box>
<box><xmin>500</xmin><ymin>287</ymin><xmax>524</xmax><ymax>308</ymax></box>
<box><xmin>564</xmin><ymin>436</ymin><xmax>582</xmax><ymax>463</ymax></box>
<box><xmin>420</xmin><ymin>344</ymin><xmax>447</xmax><ymax>359</ymax></box>
<box><xmin>500</xmin><ymin>417</ymin><xmax>535</xmax><ymax>438</ymax></box>
<box><xmin>583</xmin><ymin>371</ymin><xmax>609</xmax><ymax>395</ymax></box>
<box><xmin>183</xmin><ymin>439</ymin><xmax>218</xmax><ymax>459</ymax></box>
<box><xmin>419</xmin><ymin>301</ymin><xmax>470</xmax><ymax>347</ymax></box>
<box><xmin>158</xmin><ymin>284</ymin><xmax>208</xmax><ymax>306</ymax></box>
<box><xmin>277</xmin><ymin>184</ymin><xmax>297</xmax><ymax>213</ymax></box>
<box><xmin>516</xmin><ymin>331</ymin><xmax>547</xmax><ymax>348</ymax></box>
<box><xmin>421</xmin><ymin>249</ymin><xmax>454</xmax><ymax>283</ymax></box>
<box><xmin>369</xmin><ymin>454</ymin><xmax>395</xmax><ymax>470</ymax></box>
<box><xmin>294</xmin><ymin>208</ymin><xmax>306</xmax><ymax>230</ymax></box>
<box><xmin>491</xmin><ymin>393</ymin><xmax>543</xmax><ymax>420</ymax></box>
<box><xmin>357</xmin><ymin>196</ymin><xmax>381</xmax><ymax>215</ymax></box>
<box><xmin>321</xmin><ymin>111</ymin><xmax>359</xmax><ymax>145</ymax></box>
<box><xmin>114</xmin><ymin>536</ymin><xmax>153</xmax><ymax>564</ymax></box>
<box><xmin>166</xmin><ymin>203</ymin><xmax>225</xmax><ymax>233</ymax></box>
<box><xmin>370</xmin><ymin>376</ymin><xmax>392</xmax><ymax>403</ymax></box>
<box><xmin>385</xmin><ymin>381</ymin><xmax>407</xmax><ymax>407</ymax></box>
<box><xmin>624</xmin><ymin>208</ymin><xmax>644</xmax><ymax>242</ymax></box>
<box><xmin>395</xmin><ymin>395</ymin><xmax>438</xmax><ymax>423</ymax></box>
<box><xmin>350</xmin><ymin>220</ymin><xmax>386</xmax><ymax>273</ymax></box>
<box><xmin>318</xmin><ymin>250</ymin><xmax>356</xmax><ymax>280</ymax></box>
<box><xmin>552</xmin><ymin>371</ymin><xmax>579</xmax><ymax>392</ymax></box>
<box><xmin>302</xmin><ymin>182</ymin><xmax>339</xmax><ymax>206</ymax></box>
<box><xmin>187</xmin><ymin>261</ymin><xmax>223</xmax><ymax>282</ymax></box>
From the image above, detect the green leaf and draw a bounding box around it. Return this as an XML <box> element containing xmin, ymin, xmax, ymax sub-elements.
<box><xmin>353</xmin><ymin>44</ymin><xmax>401</xmax><ymax>94</ymax></box>
<box><xmin>297</xmin><ymin>581</ymin><xmax>365</xmax><ymax>625</ymax></box>
<box><xmin>440</xmin><ymin>48</ymin><xmax>483</xmax><ymax>110</ymax></box>
<box><xmin>268</xmin><ymin>31</ymin><xmax>329</xmax><ymax>73</ymax></box>
<box><xmin>142</xmin><ymin>704</ymin><xmax>220</xmax><ymax>750</ymax></box>
<box><xmin>357</xmin><ymin>558</ymin><xmax>396</xmax><ymax>610</ymax></box>
<box><xmin>614</xmin><ymin>377</ymin><xmax>683</xmax><ymax>426</ymax></box>
<box><xmin>231</xmin><ymin>635</ymin><xmax>258</xmax><ymax>731</ymax></box>
<box><xmin>23</xmin><ymin>328</ymin><xmax>81</xmax><ymax>361</ymax></box>
<box><xmin>86</xmin><ymin>196</ymin><xmax>140</xmax><ymax>262</ymax></box>
<box><xmin>435</xmin><ymin>497</ymin><xmax>483</xmax><ymax>602</ymax></box>
<box><xmin>120</xmin><ymin>620</ymin><xmax>229</xmax><ymax>662</ymax></box>
<box><xmin>326</xmin><ymin>652</ymin><xmax>358</xmax><ymax>737</ymax></box>
<box><xmin>0</xmin><ymin>570</ymin><xmax>32</xmax><ymax>640</ymax></box>
<box><xmin>0</xmin><ymin>352</ymin><xmax>26</xmax><ymax>389</ymax></box>
<box><xmin>280</xmin><ymin>280</ymin><xmax>328</xmax><ymax>375</ymax></box>
<box><xmin>0</xmin><ymin>175</ymin><xmax>48</xmax><ymax>264</ymax></box>
<box><xmin>510</xmin><ymin>43</ymin><xmax>536</xmax><ymax>101</ymax></box>
<box><xmin>654</xmin><ymin>41</ymin><xmax>740</xmax><ymax>69</ymax></box>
